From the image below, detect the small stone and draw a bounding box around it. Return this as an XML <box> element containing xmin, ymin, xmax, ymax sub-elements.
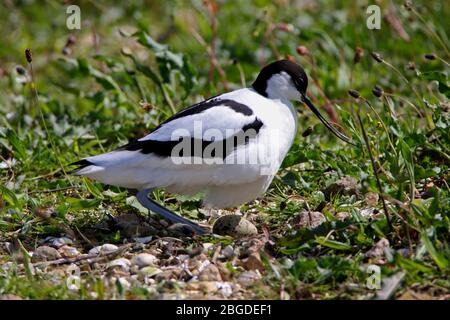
<box><xmin>31</xmin><ymin>246</ymin><xmax>62</xmax><ymax>262</ymax></box>
<box><xmin>155</xmin><ymin>270</ymin><xmax>179</xmax><ymax>281</ymax></box>
<box><xmin>217</xmin><ymin>282</ymin><xmax>233</xmax><ymax>297</ymax></box>
<box><xmin>324</xmin><ymin>176</ymin><xmax>358</xmax><ymax>200</ymax></box>
<box><xmin>294</xmin><ymin>211</ymin><xmax>326</xmax><ymax>229</ymax></box>
<box><xmin>139</xmin><ymin>266</ymin><xmax>162</xmax><ymax>277</ymax></box>
<box><xmin>114</xmin><ymin>213</ymin><xmax>154</xmax><ymax>237</ymax></box>
<box><xmin>167</xmin><ymin>223</ymin><xmax>196</xmax><ymax>237</ymax></box>
<box><xmin>238</xmin><ymin>270</ymin><xmax>260</xmax><ymax>286</ymax></box>
<box><xmin>202</xmin><ymin>243</ymin><xmax>214</xmax><ymax>252</ymax></box>
<box><xmin>131</xmin><ymin>253</ymin><xmax>158</xmax><ymax>268</ymax></box>
<box><xmin>44</xmin><ymin>236</ymin><xmax>73</xmax><ymax>249</ymax></box>
<box><xmin>212</xmin><ymin>215</ymin><xmax>258</xmax><ymax>237</ymax></box>
<box><xmin>366</xmin><ymin>238</ymin><xmax>390</xmax><ymax>258</ymax></box>
<box><xmin>221</xmin><ymin>245</ymin><xmax>235</xmax><ymax>259</ymax></box>
<box><xmin>132</xmin><ymin>236</ymin><xmax>153</xmax><ymax>244</ymax></box>
<box><xmin>199</xmin><ymin>281</ymin><xmax>219</xmax><ymax>293</ymax></box>
<box><xmin>107</xmin><ymin>258</ymin><xmax>131</xmax><ymax>272</ymax></box>
<box><xmin>88</xmin><ymin>243</ymin><xmax>118</xmax><ymax>255</ymax></box>
<box><xmin>58</xmin><ymin>246</ymin><xmax>80</xmax><ymax>258</ymax></box>
<box><xmin>365</xmin><ymin>192</ymin><xmax>379</xmax><ymax>207</ymax></box>
<box><xmin>198</xmin><ymin>264</ymin><xmax>222</xmax><ymax>281</ymax></box>
<box><xmin>336</xmin><ymin>212</ymin><xmax>351</xmax><ymax>221</ymax></box>
<box><xmin>241</xmin><ymin>253</ymin><xmax>265</xmax><ymax>272</ymax></box>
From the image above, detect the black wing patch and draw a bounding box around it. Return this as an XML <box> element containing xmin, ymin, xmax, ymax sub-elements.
<box><xmin>158</xmin><ymin>98</ymin><xmax>253</xmax><ymax>127</ymax></box>
<box><xmin>122</xmin><ymin>117</ymin><xmax>264</xmax><ymax>159</ymax></box>
<box><xmin>69</xmin><ymin>159</ymin><xmax>93</xmax><ymax>169</ymax></box>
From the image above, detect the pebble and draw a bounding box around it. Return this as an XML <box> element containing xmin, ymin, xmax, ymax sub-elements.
<box><xmin>324</xmin><ymin>176</ymin><xmax>358</xmax><ymax>200</ymax></box>
<box><xmin>58</xmin><ymin>245</ymin><xmax>80</xmax><ymax>258</ymax></box>
<box><xmin>186</xmin><ymin>281</ymin><xmax>218</xmax><ymax>293</ymax></box>
<box><xmin>167</xmin><ymin>223</ymin><xmax>197</xmax><ymax>237</ymax></box>
<box><xmin>216</xmin><ymin>282</ymin><xmax>233</xmax><ymax>297</ymax></box>
<box><xmin>212</xmin><ymin>215</ymin><xmax>258</xmax><ymax>237</ymax></box>
<box><xmin>295</xmin><ymin>211</ymin><xmax>326</xmax><ymax>229</ymax></box>
<box><xmin>132</xmin><ymin>236</ymin><xmax>153</xmax><ymax>244</ymax></box>
<box><xmin>31</xmin><ymin>246</ymin><xmax>62</xmax><ymax>262</ymax></box>
<box><xmin>202</xmin><ymin>243</ymin><xmax>214</xmax><ymax>252</ymax></box>
<box><xmin>198</xmin><ymin>264</ymin><xmax>222</xmax><ymax>281</ymax></box>
<box><xmin>241</xmin><ymin>253</ymin><xmax>265</xmax><ymax>272</ymax></box>
<box><xmin>107</xmin><ymin>258</ymin><xmax>131</xmax><ymax>272</ymax></box>
<box><xmin>131</xmin><ymin>253</ymin><xmax>159</xmax><ymax>268</ymax></box>
<box><xmin>221</xmin><ymin>245</ymin><xmax>235</xmax><ymax>259</ymax></box>
<box><xmin>139</xmin><ymin>266</ymin><xmax>162</xmax><ymax>277</ymax></box>
<box><xmin>44</xmin><ymin>236</ymin><xmax>73</xmax><ymax>249</ymax></box>
<box><xmin>238</xmin><ymin>270</ymin><xmax>261</xmax><ymax>286</ymax></box>
<box><xmin>365</xmin><ymin>238</ymin><xmax>390</xmax><ymax>258</ymax></box>
<box><xmin>88</xmin><ymin>243</ymin><xmax>118</xmax><ymax>255</ymax></box>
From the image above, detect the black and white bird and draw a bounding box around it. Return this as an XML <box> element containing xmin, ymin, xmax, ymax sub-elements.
<box><xmin>71</xmin><ymin>60</ymin><xmax>352</xmax><ymax>234</ymax></box>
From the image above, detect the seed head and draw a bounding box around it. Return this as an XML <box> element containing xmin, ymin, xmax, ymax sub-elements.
<box><xmin>348</xmin><ymin>89</ymin><xmax>360</xmax><ymax>99</ymax></box>
<box><xmin>296</xmin><ymin>45</ymin><xmax>309</xmax><ymax>56</ymax></box>
<box><xmin>286</xmin><ymin>55</ymin><xmax>296</xmax><ymax>63</ymax></box>
<box><xmin>370</xmin><ymin>51</ymin><xmax>383</xmax><ymax>63</ymax></box>
<box><xmin>62</xmin><ymin>47</ymin><xmax>71</xmax><ymax>55</ymax></box>
<box><xmin>354</xmin><ymin>47</ymin><xmax>364</xmax><ymax>63</ymax></box>
<box><xmin>372</xmin><ymin>85</ymin><xmax>383</xmax><ymax>98</ymax></box>
<box><xmin>66</xmin><ymin>35</ymin><xmax>76</xmax><ymax>46</ymax></box>
<box><xmin>16</xmin><ymin>65</ymin><xmax>26</xmax><ymax>75</ymax></box>
<box><xmin>25</xmin><ymin>48</ymin><xmax>32</xmax><ymax>63</ymax></box>
<box><xmin>403</xmin><ymin>1</ymin><xmax>413</xmax><ymax>11</ymax></box>
<box><xmin>424</xmin><ymin>53</ymin><xmax>436</xmax><ymax>60</ymax></box>
<box><xmin>302</xmin><ymin>126</ymin><xmax>313</xmax><ymax>137</ymax></box>
<box><xmin>407</xmin><ymin>61</ymin><xmax>416</xmax><ymax>70</ymax></box>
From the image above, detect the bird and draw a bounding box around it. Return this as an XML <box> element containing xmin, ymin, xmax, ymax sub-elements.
<box><xmin>71</xmin><ymin>59</ymin><xmax>353</xmax><ymax>234</ymax></box>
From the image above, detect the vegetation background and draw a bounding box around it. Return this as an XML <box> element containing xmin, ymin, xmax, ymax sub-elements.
<box><xmin>0</xmin><ymin>0</ymin><xmax>449</xmax><ymax>299</ymax></box>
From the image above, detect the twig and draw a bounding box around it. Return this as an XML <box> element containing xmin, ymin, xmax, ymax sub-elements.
<box><xmin>27</xmin><ymin>186</ymin><xmax>79</xmax><ymax>194</ymax></box>
<box><xmin>32</xmin><ymin>244</ymin><xmax>133</xmax><ymax>268</ymax></box>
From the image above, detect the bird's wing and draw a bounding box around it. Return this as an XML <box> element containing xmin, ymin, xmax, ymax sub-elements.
<box><xmin>119</xmin><ymin>96</ymin><xmax>263</xmax><ymax>158</ymax></box>
<box><xmin>71</xmin><ymin>95</ymin><xmax>264</xmax><ymax>189</ymax></box>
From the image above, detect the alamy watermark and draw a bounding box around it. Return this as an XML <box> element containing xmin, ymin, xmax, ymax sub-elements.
<box><xmin>66</xmin><ymin>264</ymin><xmax>81</xmax><ymax>291</ymax></box>
<box><xmin>366</xmin><ymin>264</ymin><xmax>381</xmax><ymax>290</ymax></box>
<box><xmin>66</xmin><ymin>5</ymin><xmax>81</xmax><ymax>30</ymax></box>
<box><xmin>366</xmin><ymin>5</ymin><xmax>381</xmax><ymax>30</ymax></box>
<box><xmin>164</xmin><ymin>120</ymin><xmax>285</xmax><ymax>176</ymax></box>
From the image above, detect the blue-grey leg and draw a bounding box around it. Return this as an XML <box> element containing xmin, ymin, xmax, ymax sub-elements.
<box><xmin>136</xmin><ymin>188</ymin><xmax>209</xmax><ymax>235</ymax></box>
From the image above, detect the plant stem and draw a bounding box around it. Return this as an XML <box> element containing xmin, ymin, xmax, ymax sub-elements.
<box><xmin>357</xmin><ymin>107</ymin><xmax>393</xmax><ymax>232</ymax></box>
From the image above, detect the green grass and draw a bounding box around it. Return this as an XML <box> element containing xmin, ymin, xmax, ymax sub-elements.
<box><xmin>0</xmin><ymin>0</ymin><xmax>449</xmax><ymax>299</ymax></box>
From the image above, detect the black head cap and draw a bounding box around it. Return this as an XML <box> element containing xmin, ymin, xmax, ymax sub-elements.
<box><xmin>252</xmin><ymin>59</ymin><xmax>308</xmax><ymax>97</ymax></box>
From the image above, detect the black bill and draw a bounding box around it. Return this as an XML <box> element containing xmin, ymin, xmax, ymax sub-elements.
<box><xmin>301</xmin><ymin>95</ymin><xmax>355</xmax><ymax>146</ymax></box>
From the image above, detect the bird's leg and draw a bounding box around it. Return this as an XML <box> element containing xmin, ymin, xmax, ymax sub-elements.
<box><xmin>136</xmin><ymin>189</ymin><xmax>209</xmax><ymax>235</ymax></box>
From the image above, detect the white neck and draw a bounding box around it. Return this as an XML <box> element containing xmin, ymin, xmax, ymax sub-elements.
<box><xmin>265</xmin><ymin>72</ymin><xmax>300</xmax><ymax>101</ymax></box>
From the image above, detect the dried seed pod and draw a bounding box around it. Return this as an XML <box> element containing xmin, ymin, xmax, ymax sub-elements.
<box><xmin>25</xmin><ymin>48</ymin><xmax>32</xmax><ymax>63</ymax></box>
<box><xmin>370</xmin><ymin>51</ymin><xmax>383</xmax><ymax>63</ymax></box>
<box><xmin>348</xmin><ymin>89</ymin><xmax>360</xmax><ymax>99</ymax></box>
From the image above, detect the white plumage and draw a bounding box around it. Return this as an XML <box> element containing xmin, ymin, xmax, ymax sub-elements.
<box><xmin>72</xmin><ymin>60</ymin><xmax>352</xmax><ymax>222</ymax></box>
